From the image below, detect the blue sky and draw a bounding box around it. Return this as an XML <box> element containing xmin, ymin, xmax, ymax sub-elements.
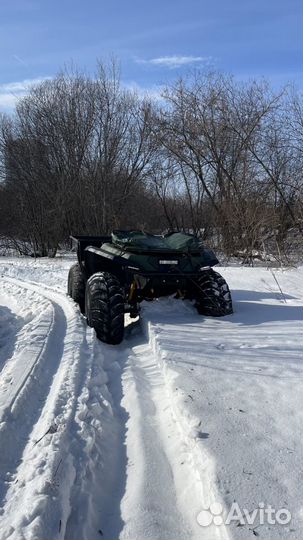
<box><xmin>0</xmin><ymin>0</ymin><xmax>302</xmax><ymax>110</ymax></box>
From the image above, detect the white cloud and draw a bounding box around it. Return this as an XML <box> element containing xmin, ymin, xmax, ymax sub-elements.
<box><xmin>0</xmin><ymin>76</ymin><xmax>51</xmax><ymax>112</ymax></box>
<box><xmin>135</xmin><ymin>55</ymin><xmax>212</xmax><ymax>69</ymax></box>
<box><xmin>0</xmin><ymin>93</ymin><xmax>20</xmax><ymax>109</ymax></box>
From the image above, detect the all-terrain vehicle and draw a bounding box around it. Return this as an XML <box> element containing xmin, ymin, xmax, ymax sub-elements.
<box><xmin>68</xmin><ymin>231</ymin><xmax>233</xmax><ymax>344</ymax></box>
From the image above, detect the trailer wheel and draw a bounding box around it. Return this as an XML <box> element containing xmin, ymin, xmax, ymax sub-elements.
<box><xmin>85</xmin><ymin>272</ymin><xmax>124</xmax><ymax>344</ymax></box>
<box><xmin>67</xmin><ymin>263</ymin><xmax>85</xmax><ymax>313</ymax></box>
<box><xmin>195</xmin><ymin>269</ymin><xmax>233</xmax><ymax>316</ymax></box>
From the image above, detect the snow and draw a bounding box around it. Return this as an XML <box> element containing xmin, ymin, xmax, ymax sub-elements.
<box><xmin>0</xmin><ymin>256</ymin><xmax>302</xmax><ymax>540</ymax></box>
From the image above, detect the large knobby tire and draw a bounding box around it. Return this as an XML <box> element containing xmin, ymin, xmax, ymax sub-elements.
<box><xmin>195</xmin><ymin>269</ymin><xmax>233</xmax><ymax>317</ymax></box>
<box><xmin>85</xmin><ymin>272</ymin><xmax>124</xmax><ymax>345</ymax></box>
<box><xmin>67</xmin><ymin>263</ymin><xmax>85</xmax><ymax>313</ymax></box>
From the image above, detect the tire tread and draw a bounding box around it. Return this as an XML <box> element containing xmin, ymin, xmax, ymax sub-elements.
<box><xmin>85</xmin><ymin>272</ymin><xmax>124</xmax><ymax>344</ymax></box>
<box><xmin>195</xmin><ymin>269</ymin><xmax>233</xmax><ymax>316</ymax></box>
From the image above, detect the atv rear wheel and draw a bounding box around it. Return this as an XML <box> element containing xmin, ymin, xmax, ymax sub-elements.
<box><xmin>195</xmin><ymin>269</ymin><xmax>233</xmax><ymax>316</ymax></box>
<box><xmin>67</xmin><ymin>263</ymin><xmax>85</xmax><ymax>313</ymax></box>
<box><xmin>85</xmin><ymin>272</ymin><xmax>124</xmax><ymax>344</ymax></box>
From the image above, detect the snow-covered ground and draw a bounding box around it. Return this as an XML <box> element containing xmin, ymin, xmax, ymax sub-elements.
<box><xmin>0</xmin><ymin>256</ymin><xmax>302</xmax><ymax>540</ymax></box>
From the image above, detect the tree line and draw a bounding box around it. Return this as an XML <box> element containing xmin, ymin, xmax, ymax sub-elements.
<box><xmin>0</xmin><ymin>61</ymin><xmax>302</xmax><ymax>261</ymax></box>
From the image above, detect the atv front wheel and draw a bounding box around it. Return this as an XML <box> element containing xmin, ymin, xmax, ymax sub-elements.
<box><xmin>85</xmin><ymin>272</ymin><xmax>124</xmax><ymax>344</ymax></box>
<box><xmin>67</xmin><ymin>263</ymin><xmax>85</xmax><ymax>313</ymax></box>
<box><xmin>195</xmin><ymin>269</ymin><xmax>233</xmax><ymax>316</ymax></box>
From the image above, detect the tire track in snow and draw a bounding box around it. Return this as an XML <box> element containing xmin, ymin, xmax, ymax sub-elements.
<box><xmin>78</xmin><ymin>323</ymin><xmax>227</xmax><ymax>540</ymax></box>
<box><xmin>0</xmin><ymin>281</ymin><xmax>56</xmax><ymax>504</ymax></box>
<box><xmin>142</xmin><ymin>320</ymin><xmax>230</xmax><ymax>540</ymax></box>
<box><xmin>0</xmin><ymin>296</ymin><xmax>55</xmax><ymax>428</ymax></box>
<box><xmin>124</xmin><ymin>340</ymin><xmax>228</xmax><ymax>540</ymax></box>
<box><xmin>64</xmin><ymin>337</ymin><xmax>128</xmax><ymax>540</ymax></box>
<box><xmin>0</xmin><ymin>276</ymin><xmax>93</xmax><ymax>540</ymax></box>
<box><xmin>118</xmin><ymin>341</ymin><xmax>197</xmax><ymax>540</ymax></box>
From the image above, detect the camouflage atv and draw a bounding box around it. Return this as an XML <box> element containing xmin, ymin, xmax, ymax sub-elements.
<box><xmin>68</xmin><ymin>231</ymin><xmax>233</xmax><ymax>344</ymax></box>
